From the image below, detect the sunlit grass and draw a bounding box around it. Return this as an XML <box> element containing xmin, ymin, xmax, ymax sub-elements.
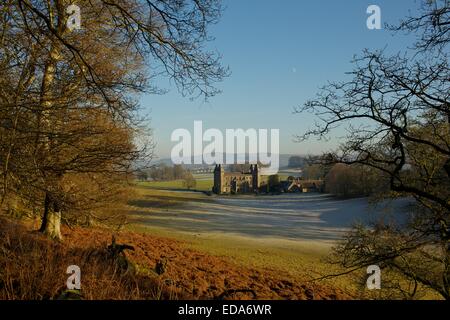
<box><xmin>136</xmin><ymin>178</ymin><xmax>213</xmax><ymax>192</ymax></box>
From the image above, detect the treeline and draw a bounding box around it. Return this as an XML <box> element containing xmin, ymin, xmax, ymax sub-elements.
<box><xmin>324</xmin><ymin>164</ymin><xmax>388</xmax><ymax>198</ymax></box>
<box><xmin>289</xmin><ymin>155</ymin><xmax>388</xmax><ymax>197</ymax></box>
<box><xmin>137</xmin><ymin>164</ymin><xmax>192</xmax><ymax>181</ymax></box>
<box><xmin>298</xmin><ymin>161</ymin><xmax>388</xmax><ymax>198</ymax></box>
<box><xmin>137</xmin><ymin>164</ymin><xmax>197</xmax><ymax>190</ymax></box>
<box><xmin>287</xmin><ymin>156</ymin><xmax>307</xmax><ymax>168</ymax></box>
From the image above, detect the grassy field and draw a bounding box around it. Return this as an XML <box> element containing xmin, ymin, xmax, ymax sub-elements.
<box><xmin>128</xmin><ymin>180</ymin><xmax>365</xmax><ymax>297</ymax></box>
<box><xmin>128</xmin><ymin>179</ymin><xmax>441</xmax><ymax>299</ymax></box>
<box><xmin>128</xmin><ymin>223</ymin><xmax>355</xmax><ymax>290</ymax></box>
<box><xmin>136</xmin><ymin>175</ymin><xmax>214</xmax><ymax>192</ymax></box>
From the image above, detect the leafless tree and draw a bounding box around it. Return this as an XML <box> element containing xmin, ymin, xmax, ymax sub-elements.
<box><xmin>296</xmin><ymin>0</ymin><xmax>450</xmax><ymax>299</ymax></box>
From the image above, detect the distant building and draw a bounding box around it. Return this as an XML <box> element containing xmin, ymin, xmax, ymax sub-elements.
<box><xmin>212</xmin><ymin>164</ymin><xmax>324</xmax><ymax>194</ymax></box>
<box><xmin>212</xmin><ymin>164</ymin><xmax>268</xmax><ymax>194</ymax></box>
<box><xmin>281</xmin><ymin>178</ymin><xmax>324</xmax><ymax>193</ymax></box>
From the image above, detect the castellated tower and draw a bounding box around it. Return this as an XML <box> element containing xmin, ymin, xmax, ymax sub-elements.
<box><xmin>213</xmin><ymin>164</ymin><xmax>262</xmax><ymax>194</ymax></box>
<box><xmin>251</xmin><ymin>164</ymin><xmax>260</xmax><ymax>192</ymax></box>
<box><xmin>213</xmin><ymin>164</ymin><xmax>224</xmax><ymax>194</ymax></box>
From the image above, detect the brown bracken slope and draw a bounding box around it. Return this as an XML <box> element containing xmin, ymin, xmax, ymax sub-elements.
<box><xmin>0</xmin><ymin>217</ymin><xmax>350</xmax><ymax>300</ymax></box>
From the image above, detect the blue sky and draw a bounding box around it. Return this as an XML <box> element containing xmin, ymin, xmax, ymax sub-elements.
<box><xmin>140</xmin><ymin>0</ymin><xmax>422</xmax><ymax>158</ymax></box>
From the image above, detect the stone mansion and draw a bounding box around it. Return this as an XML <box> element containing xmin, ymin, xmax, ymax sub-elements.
<box><xmin>212</xmin><ymin>164</ymin><xmax>268</xmax><ymax>194</ymax></box>
<box><xmin>212</xmin><ymin>164</ymin><xmax>324</xmax><ymax>195</ymax></box>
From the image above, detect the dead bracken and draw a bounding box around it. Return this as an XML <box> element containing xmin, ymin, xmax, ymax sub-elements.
<box><xmin>0</xmin><ymin>217</ymin><xmax>349</xmax><ymax>300</ymax></box>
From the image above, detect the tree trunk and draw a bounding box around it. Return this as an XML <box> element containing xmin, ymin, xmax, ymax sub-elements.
<box><xmin>37</xmin><ymin>29</ymin><xmax>62</xmax><ymax>240</ymax></box>
<box><xmin>39</xmin><ymin>192</ymin><xmax>62</xmax><ymax>240</ymax></box>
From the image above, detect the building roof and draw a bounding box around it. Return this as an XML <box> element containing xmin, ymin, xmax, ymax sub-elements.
<box><xmin>223</xmin><ymin>172</ymin><xmax>253</xmax><ymax>177</ymax></box>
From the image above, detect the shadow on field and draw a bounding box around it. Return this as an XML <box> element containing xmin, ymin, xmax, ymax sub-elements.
<box><xmin>129</xmin><ymin>193</ymin><xmax>411</xmax><ymax>242</ymax></box>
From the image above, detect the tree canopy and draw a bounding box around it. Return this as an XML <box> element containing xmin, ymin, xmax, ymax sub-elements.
<box><xmin>0</xmin><ymin>0</ymin><xmax>227</xmax><ymax>239</ymax></box>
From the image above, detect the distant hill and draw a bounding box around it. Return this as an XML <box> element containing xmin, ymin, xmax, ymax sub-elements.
<box><xmin>148</xmin><ymin>154</ymin><xmax>308</xmax><ymax>170</ymax></box>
